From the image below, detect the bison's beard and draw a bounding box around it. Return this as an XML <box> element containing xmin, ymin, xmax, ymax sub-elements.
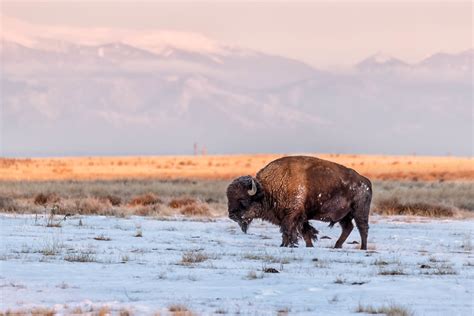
<box><xmin>238</xmin><ymin>218</ymin><xmax>253</xmax><ymax>233</ymax></box>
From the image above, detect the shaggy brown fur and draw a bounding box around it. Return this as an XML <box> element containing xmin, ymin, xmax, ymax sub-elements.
<box><xmin>226</xmin><ymin>156</ymin><xmax>372</xmax><ymax>250</ymax></box>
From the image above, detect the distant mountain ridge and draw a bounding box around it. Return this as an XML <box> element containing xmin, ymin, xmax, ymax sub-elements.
<box><xmin>1</xmin><ymin>38</ymin><xmax>472</xmax><ymax>157</ymax></box>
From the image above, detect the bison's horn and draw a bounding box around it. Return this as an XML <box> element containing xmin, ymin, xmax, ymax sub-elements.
<box><xmin>248</xmin><ymin>178</ymin><xmax>257</xmax><ymax>196</ymax></box>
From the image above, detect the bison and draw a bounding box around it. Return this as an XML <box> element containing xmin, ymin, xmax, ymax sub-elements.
<box><xmin>226</xmin><ymin>156</ymin><xmax>372</xmax><ymax>250</ymax></box>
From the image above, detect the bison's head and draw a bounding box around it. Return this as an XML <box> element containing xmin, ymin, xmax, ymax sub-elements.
<box><xmin>226</xmin><ymin>175</ymin><xmax>263</xmax><ymax>233</ymax></box>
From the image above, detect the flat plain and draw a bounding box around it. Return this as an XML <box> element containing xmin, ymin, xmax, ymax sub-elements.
<box><xmin>1</xmin><ymin>154</ymin><xmax>473</xmax><ymax>181</ymax></box>
<box><xmin>0</xmin><ymin>154</ymin><xmax>473</xmax><ymax>315</ymax></box>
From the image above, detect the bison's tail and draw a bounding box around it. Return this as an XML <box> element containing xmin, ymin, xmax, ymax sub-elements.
<box><xmin>328</xmin><ymin>221</ymin><xmax>336</xmax><ymax>228</ymax></box>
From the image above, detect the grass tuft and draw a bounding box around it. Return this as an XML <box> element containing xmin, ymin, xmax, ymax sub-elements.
<box><xmin>64</xmin><ymin>252</ymin><xmax>96</xmax><ymax>263</ymax></box>
<box><xmin>355</xmin><ymin>303</ymin><xmax>413</xmax><ymax>316</ymax></box>
<box><xmin>181</xmin><ymin>250</ymin><xmax>209</xmax><ymax>264</ymax></box>
<box><xmin>168</xmin><ymin>304</ymin><xmax>195</xmax><ymax>316</ymax></box>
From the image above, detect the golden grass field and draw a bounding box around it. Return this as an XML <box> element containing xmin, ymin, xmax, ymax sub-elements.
<box><xmin>1</xmin><ymin>153</ymin><xmax>472</xmax><ymax>181</ymax></box>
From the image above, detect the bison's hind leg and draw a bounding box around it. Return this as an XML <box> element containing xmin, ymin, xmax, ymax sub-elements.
<box><xmin>334</xmin><ymin>214</ymin><xmax>354</xmax><ymax>249</ymax></box>
<box><xmin>353</xmin><ymin>192</ymin><xmax>371</xmax><ymax>250</ymax></box>
<box><xmin>302</xmin><ymin>221</ymin><xmax>319</xmax><ymax>247</ymax></box>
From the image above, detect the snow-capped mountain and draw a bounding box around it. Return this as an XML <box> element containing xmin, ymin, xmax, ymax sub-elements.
<box><xmin>1</xmin><ymin>36</ymin><xmax>472</xmax><ymax>156</ymax></box>
<box><xmin>356</xmin><ymin>53</ymin><xmax>410</xmax><ymax>71</ymax></box>
<box><xmin>419</xmin><ymin>49</ymin><xmax>474</xmax><ymax>71</ymax></box>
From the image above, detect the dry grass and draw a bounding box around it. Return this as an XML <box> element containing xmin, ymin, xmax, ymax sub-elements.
<box><xmin>1</xmin><ymin>154</ymin><xmax>472</xmax><ymax>181</ymax></box>
<box><xmin>75</xmin><ymin>198</ymin><xmax>113</xmax><ymax>215</ymax></box>
<box><xmin>1</xmin><ymin>306</ymin><xmax>134</xmax><ymax>316</ymax></box>
<box><xmin>0</xmin><ymin>196</ymin><xmax>19</xmax><ymax>212</ymax></box>
<box><xmin>64</xmin><ymin>252</ymin><xmax>96</xmax><ymax>263</ymax></box>
<box><xmin>180</xmin><ymin>202</ymin><xmax>211</xmax><ymax>216</ymax></box>
<box><xmin>34</xmin><ymin>192</ymin><xmax>60</xmax><ymax>206</ymax></box>
<box><xmin>2</xmin><ymin>307</ymin><xmax>56</xmax><ymax>316</ymax></box>
<box><xmin>376</xmin><ymin>198</ymin><xmax>457</xmax><ymax>217</ymax></box>
<box><xmin>378</xmin><ymin>267</ymin><xmax>407</xmax><ymax>276</ymax></box>
<box><xmin>180</xmin><ymin>250</ymin><xmax>209</xmax><ymax>265</ymax></box>
<box><xmin>168</xmin><ymin>304</ymin><xmax>195</xmax><ymax>316</ymax></box>
<box><xmin>133</xmin><ymin>205</ymin><xmax>160</xmax><ymax>216</ymax></box>
<box><xmin>128</xmin><ymin>193</ymin><xmax>162</xmax><ymax>206</ymax></box>
<box><xmin>355</xmin><ymin>303</ymin><xmax>413</xmax><ymax>316</ymax></box>
<box><xmin>169</xmin><ymin>197</ymin><xmax>197</xmax><ymax>209</ymax></box>
<box><xmin>0</xmin><ymin>171</ymin><xmax>472</xmax><ymax>218</ymax></box>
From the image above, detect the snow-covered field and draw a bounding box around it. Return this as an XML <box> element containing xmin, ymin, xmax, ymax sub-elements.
<box><xmin>1</xmin><ymin>213</ymin><xmax>473</xmax><ymax>315</ymax></box>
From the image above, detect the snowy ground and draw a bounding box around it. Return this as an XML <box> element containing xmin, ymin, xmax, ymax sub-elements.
<box><xmin>1</xmin><ymin>213</ymin><xmax>473</xmax><ymax>315</ymax></box>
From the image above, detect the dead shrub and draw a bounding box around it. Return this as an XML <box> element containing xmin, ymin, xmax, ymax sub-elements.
<box><xmin>181</xmin><ymin>250</ymin><xmax>209</xmax><ymax>264</ymax></box>
<box><xmin>75</xmin><ymin>198</ymin><xmax>112</xmax><ymax>215</ymax></box>
<box><xmin>0</xmin><ymin>196</ymin><xmax>19</xmax><ymax>212</ymax></box>
<box><xmin>134</xmin><ymin>205</ymin><xmax>160</xmax><ymax>216</ymax></box>
<box><xmin>376</xmin><ymin>198</ymin><xmax>456</xmax><ymax>217</ymax></box>
<box><xmin>180</xmin><ymin>202</ymin><xmax>211</xmax><ymax>216</ymax></box>
<box><xmin>129</xmin><ymin>193</ymin><xmax>161</xmax><ymax>206</ymax></box>
<box><xmin>168</xmin><ymin>197</ymin><xmax>197</xmax><ymax>209</ymax></box>
<box><xmin>34</xmin><ymin>193</ymin><xmax>60</xmax><ymax>206</ymax></box>
<box><xmin>355</xmin><ymin>303</ymin><xmax>413</xmax><ymax>316</ymax></box>
<box><xmin>100</xmin><ymin>194</ymin><xmax>122</xmax><ymax>206</ymax></box>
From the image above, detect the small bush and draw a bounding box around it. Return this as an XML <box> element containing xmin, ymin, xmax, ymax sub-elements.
<box><xmin>34</xmin><ymin>193</ymin><xmax>60</xmax><ymax>206</ymax></box>
<box><xmin>100</xmin><ymin>194</ymin><xmax>122</xmax><ymax>206</ymax></box>
<box><xmin>75</xmin><ymin>198</ymin><xmax>112</xmax><ymax>215</ymax></box>
<box><xmin>129</xmin><ymin>193</ymin><xmax>161</xmax><ymax>206</ymax></box>
<box><xmin>168</xmin><ymin>197</ymin><xmax>197</xmax><ymax>209</ymax></box>
<box><xmin>180</xmin><ymin>202</ymin><xmax>211</xmax><ymax>216</ymax></box>
<box><xmin>0</xmin><ymin>196</ymin><xmax>18</xmax><ymax>212</ymax></box>
<box><xmin>376</xmin><ymin>198</ymin><xmax>456</xmax><ymax>217</ymax></box>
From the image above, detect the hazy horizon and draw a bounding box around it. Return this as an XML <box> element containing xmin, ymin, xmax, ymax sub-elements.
<box><xmin>0</xmin><ymin>1</ymin><xmax>472</xmax><ymax>157</ymax></box>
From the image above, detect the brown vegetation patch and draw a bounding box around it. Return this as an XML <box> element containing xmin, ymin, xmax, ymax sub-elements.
<box><xmin>134</xmin><ymin>205</ymin><xmax>160</xmax><ymax>216</ymax></box>
<box><xmin>376</xmin><ymin>198</ymin><xmax>457</xmax><ymax>217</ymax></box>
<box><xmin>0</xmin><ymin>196</ymin><xmax>18</xmax><ymax>212</ymax></box>
<box><xmin>180</xmin><ymin>202</ymin><xmax>211</xmax><ymax>216</ymax></box>
<box><xmin>128</xmin><ymin>193</ymin><xmax>162</xmax><ymax>206</ymax></box>
<box><xmin>75</xmin><ymin>198</ymin><xmax>112</xmax><ymax>215</ymax></box>
<box><xmin>34</xmin><ymin>193</ymin><xmax>61</xmax><ymax>206</ymax></box>
<box><xmin>99</xmin><ymin>194</ymin><xmax>122</xmax><ymax>206</ymax></box>
<box><xmin>168</xmin><ymin>197</ymin><xmax>197</xmax><ymax>209</ymax></box>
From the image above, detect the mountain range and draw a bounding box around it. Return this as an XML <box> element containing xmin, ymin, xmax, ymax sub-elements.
<box><xmin>1</xmin><ymin>38</ymin><xmax>472</xmax><ymax>157</ymax></box>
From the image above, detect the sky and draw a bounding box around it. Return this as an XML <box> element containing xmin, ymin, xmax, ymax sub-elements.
<box><xmin>1</xmin><ymin>0</ymin><xmax>472</xmax><ymax>68</ymax></box>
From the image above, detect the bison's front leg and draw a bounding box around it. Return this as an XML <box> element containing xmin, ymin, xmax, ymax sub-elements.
<box><xmin>280</xmin><ymin>232</ymin><xmax>290</xmax><ymax>247</ymax></box>
<box><xmin>280</xmin><ymin>215</ymin><xmax>302</xmax><ymax>248</ymax></box>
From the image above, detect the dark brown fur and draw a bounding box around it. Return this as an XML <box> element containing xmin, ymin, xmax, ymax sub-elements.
<box><xmin>226</xmin><ymin>156</ymin><xmax>372</xmax><ymax>250</ymax></box>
